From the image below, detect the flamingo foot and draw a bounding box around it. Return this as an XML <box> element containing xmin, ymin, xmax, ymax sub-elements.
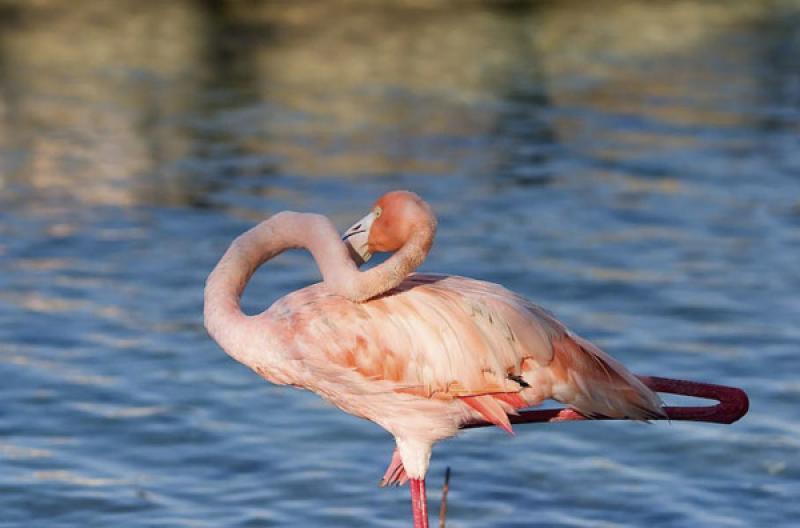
<box><xmin>549</xmin><ymin>408</ymin><xmax>585</xmax><ymax>422</ymax></box>
<box><xmin>409</xmin><ymin>478</ymin><xmax>429</xmax><ymax>528</ymax></box>
<box><xmin>380</xmin><ymin>448</ymin><xmax>409</xmax><ymax>487</ymax></box>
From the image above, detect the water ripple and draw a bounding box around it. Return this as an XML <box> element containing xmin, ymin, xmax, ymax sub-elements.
<box><xmin>1</xmin><ymin>1</ymin><xmax>798</xmax><ymax>527</ymax></box>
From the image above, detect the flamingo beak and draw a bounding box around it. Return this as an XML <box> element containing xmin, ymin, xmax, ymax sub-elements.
<box><xmin>342</xmin><ymin>211</ymin><xmax>375</xmax><ymax>266</ymax></box>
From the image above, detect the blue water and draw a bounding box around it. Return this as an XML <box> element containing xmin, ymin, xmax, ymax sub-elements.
<box><xmin>1</xmin><ymin>1</ymin><xmax>799</xmax><ymax>526</ymax></box>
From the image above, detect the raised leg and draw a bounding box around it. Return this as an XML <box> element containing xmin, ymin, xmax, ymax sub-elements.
<box><xmin>409</xmin><ymin>478</ymin><xmax>429</xmax><ymax>528</ymax></box>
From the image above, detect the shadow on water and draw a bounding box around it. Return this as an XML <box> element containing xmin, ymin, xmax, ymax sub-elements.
<box><xmin>1</xmin><ymin>1</ymin><xmax>799</xmax><ymax>527</ymax></box>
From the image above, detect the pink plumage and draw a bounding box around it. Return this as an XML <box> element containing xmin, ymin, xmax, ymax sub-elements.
<box><xmin>268</xmin><ymin>274</ymin><xmax>662</xmax><ymax>431</ymax></box>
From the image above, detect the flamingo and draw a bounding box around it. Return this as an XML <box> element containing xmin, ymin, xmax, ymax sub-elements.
<box><xmin>204</xmin><ymin>191</ymin><xmax>676</xmax><ymax>527</ymax></box>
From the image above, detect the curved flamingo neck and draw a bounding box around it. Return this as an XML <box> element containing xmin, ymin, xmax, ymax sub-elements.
<box><xmin>203</xmin><ymin>212</ymin><xmax>345</xmax><ymax>358</ymax></box>
<box><xmin>203</xmin><ymin>213</ymin><xmax>295</xmax><ymax>364</ymax></box>
<box><xmin>203</xmin><ymin>210</ymin><xmax>433</xmax><ymax>365</ymax></box>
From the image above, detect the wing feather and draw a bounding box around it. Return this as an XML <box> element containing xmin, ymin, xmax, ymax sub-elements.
<box><xmin>267</xmin><ymin>273</ymin><xmax>663</xmax><ymax>428</ymax></box>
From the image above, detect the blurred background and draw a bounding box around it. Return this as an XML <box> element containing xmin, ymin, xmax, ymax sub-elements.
<box><xmin>0</xmin><ymin>0</ymin><xmax>798</xmax><ymax>526</ymax></box>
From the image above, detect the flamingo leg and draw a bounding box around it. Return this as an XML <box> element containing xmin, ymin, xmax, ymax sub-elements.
<box><xmin>409</xmin><ymin>478</ymin><xmax>429</xmax><ymax>528</ymax></box>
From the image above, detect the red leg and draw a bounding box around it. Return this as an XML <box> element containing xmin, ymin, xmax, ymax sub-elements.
<box><xmin>409</xmin><ymin>478</ymin><xmax>429</xmax><ymax>528</ymax></box>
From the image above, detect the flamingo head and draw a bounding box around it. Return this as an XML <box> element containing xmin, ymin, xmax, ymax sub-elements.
<box><xmin>342</xmin><ymin>190</ymin><xmax>434</xmax><ymax>265</ymax></box>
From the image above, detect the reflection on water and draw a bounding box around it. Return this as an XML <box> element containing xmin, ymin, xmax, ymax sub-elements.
<box><xmin>1</xmin><ymin>1</ymin><xmax>799</xmax><ymax>527</ymax></box>
<box><xmin>1</xmin><ymin>0</ymin><xmax>797</xmax><ymax>207</ymax></box>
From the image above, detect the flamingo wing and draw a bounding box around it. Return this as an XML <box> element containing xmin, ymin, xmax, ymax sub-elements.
<box><xmin>266</xmin><ymin>273</ymin><xmax>663</xmax><ymax>432</ymax></box>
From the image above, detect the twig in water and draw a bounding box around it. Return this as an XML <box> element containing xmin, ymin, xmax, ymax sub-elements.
<box><xmin>439</xmin><ymin>467</ymin><xmax>451</xmax><ymax>528</ymax></box>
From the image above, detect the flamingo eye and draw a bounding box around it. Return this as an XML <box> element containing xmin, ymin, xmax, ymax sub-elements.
<box><xmin>374</xmin><ymin>207</ymin><xmax>382</xmax><ymax>218</ymax></box>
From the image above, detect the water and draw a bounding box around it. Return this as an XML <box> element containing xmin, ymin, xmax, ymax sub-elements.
<box><xmin>1</xmin><ymin>1</ymin><xmax>799</xmax><ymax>526</ymax></box>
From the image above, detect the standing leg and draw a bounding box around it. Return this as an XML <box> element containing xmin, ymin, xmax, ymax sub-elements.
<box><xmin>409</xmin><ymin>478</ymin><xmax>429</xmax><ymax>528</ymax></box>
<box><xmin>396</xmin><ymin>437</ymin><xmax>432</xmax><ymax>527</ymax></box>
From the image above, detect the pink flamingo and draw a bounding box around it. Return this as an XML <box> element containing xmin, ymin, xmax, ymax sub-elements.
<box><xmin>204</xmin><ymin>191</ymin><xmax>747</xmax><ymax>527</ymax></box>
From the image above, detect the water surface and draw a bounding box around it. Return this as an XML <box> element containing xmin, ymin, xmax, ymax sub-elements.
<box><xmin>1</xmin><ymin>1</ymin><xmax>799</xmax><ymax>526</ymax></box>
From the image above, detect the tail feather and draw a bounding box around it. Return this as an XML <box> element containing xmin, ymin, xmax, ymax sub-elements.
<box><xmin>548</xmin><ymin>333</ymin><xmax>665</xmax><ymax>420</ymax></box>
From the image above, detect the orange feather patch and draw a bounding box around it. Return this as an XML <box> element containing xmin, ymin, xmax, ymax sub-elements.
<box><xmin>491</xmin><ymin>392</ymin><xmax>528</xmax><ymax>412</ymax></box>
<box><xmin>460</xmin><ymin>394</ymin><xmax>518</xmax><ymax>435</ymax></box>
